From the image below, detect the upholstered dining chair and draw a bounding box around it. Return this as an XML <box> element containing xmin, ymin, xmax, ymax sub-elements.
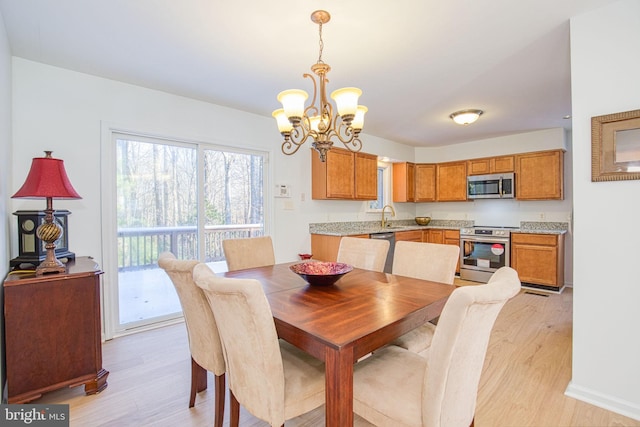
<box><xmin>353</xmin><ymin>266</ymin><xmax>521</xmax><ymax>427</ymax></box>
<box><xmin>391</xmin><ymin>241</ymin><xmax>461</xmax><ymax>356</ymax></box>
<box><xmin>222</xmin><ymin>236</ymin><xmax>275</xmax><ymax>271</ymax></box>
<box><xmin>192</xmin><ymin>263</ymin><xmax>326</xmax><ymax>427</ymax></box>
<box><xmin>157</xmin><ymin>252</ymin><xmax>226</xmax><ymax>427</ymax></box>
<box><xmin>337</xmin><ymin>236</ymin><xmax>390</xmax><ymax>272</ymax></box>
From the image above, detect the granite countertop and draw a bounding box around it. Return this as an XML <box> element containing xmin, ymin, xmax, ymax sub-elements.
<box><xmin>309</xmin><ymin>220</ymin><xmax>569</xmax><ymax>236</ymax></box>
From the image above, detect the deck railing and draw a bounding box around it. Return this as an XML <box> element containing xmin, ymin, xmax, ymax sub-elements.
<box><xmin>117</xmin><ymin>224</ymin><xmax>264</xmax><ymax>271</ymax></box>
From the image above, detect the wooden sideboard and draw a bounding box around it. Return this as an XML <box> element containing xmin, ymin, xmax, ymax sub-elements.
<box><xmin>3</xmin><ymin>256</ymin><xmax>109</xmax><ymax>403</ymax></box>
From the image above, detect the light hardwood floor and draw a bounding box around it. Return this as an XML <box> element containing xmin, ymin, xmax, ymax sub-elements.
<box><xmin>37</xmin><ymin>286</ymin><xmax>639</xmax><ymax>426</ymax></box>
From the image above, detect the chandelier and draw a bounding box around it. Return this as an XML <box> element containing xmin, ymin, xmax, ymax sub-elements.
<box><xmin>272</xmin><ymin>10</ymin><xmax>367</xmax><ymax>162</ymax></box>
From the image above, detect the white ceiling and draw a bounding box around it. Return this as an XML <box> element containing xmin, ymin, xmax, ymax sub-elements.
<box><xmin>0</xmin><ymin>0</ymin><xmax>620</xmax><ymax>147</ymax></box>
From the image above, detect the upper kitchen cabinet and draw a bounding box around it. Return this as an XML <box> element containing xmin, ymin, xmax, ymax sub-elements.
<box><xmin>467</xmin><ymin>155</ymin><xmax>515</xmax><ymax>175</ymax></box>
<box><xmin>312</xmin><ymin>148</ymin><xmax>377</xmax><ymax>200</ymax></box>
<box><xmin>415</xmin><ymin>164</ymin><xmax>436</xmax><ymax>202</ymax></box>
<box><xmin>436</xmin><ymin>161</ymin><xmax>467</xmax><ymax>201</ymax></box>
<box><xmin>515</xmin><ymin>150</ymin><xmax>564</xmax><ymax>200</ymax></box>
<box><xmin>393</xmin><ymin>162</ymin><xmax>415</xmax><ymax>202</ymax></box>
<box><xmin>354</xmin><ymin>152</ymin><xmax>378</xmax><ymax>200</ymax></box>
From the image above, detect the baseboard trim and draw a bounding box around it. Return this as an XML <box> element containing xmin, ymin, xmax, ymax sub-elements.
<box><xmin>565</xmin><ymin>381</ymin><xmax>640</xmax><ymax>421</ymax></box>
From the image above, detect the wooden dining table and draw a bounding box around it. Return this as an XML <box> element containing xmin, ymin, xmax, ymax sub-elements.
<box><xmin>222</xmin><ymin>262</ymin><xmax>455</xmax><ymax>427</ymax></box>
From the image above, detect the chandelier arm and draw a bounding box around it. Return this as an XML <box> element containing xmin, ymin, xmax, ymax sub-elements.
<box><xmin>330</xmin><ymin>119</ymin><xmax>363</xmax><ymax>152</ymax></box>
<box><xmin>304</xmin><ymin>73</ymin><xmax>319</xmax><ymax>114</ymax></box>
<box><xmin>281</xmin><ymin>127</ymin><xmax>312</xmax><ymax>156</ymax></box>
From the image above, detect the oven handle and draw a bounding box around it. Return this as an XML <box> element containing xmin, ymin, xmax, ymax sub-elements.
<box><xmin>461</xmin><ymin>236</ymin><xmax>510</xmax><ymax>244</ymax></box>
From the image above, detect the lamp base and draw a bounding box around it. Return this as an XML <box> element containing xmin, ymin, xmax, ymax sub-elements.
<box><xmin>36</xmin><ymin>257</ymin><xmax>67</xmax><ymax>275</ymax></box>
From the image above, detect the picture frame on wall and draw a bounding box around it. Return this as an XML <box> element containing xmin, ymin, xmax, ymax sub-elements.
<box><xmin>591</xmin><ymin>109</ymin><xmax>640</xmax><ymax>182</ymax></box>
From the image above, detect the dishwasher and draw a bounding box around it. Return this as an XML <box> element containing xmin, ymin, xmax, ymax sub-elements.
<box><xmin>370</xmin><ymin>232</ymin><xmax>395</xmax><ymax>273</ymax></box>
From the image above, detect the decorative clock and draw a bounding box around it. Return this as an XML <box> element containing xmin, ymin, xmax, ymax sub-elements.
<box><xmin>10</xmin><ymin>210</ymin><xmax>76</xmax><ymax>268</ymax></box>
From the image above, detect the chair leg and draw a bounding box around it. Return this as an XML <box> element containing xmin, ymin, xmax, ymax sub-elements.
<box><xmin>214</xmin><ymin>373</ymin><xmax>225</xmax><ymax>427</ymax></box>
<box><xmin>230</xmin><ymin>391</ymin><xmax>240</xmax><ymax>427</ymax></box>
<box><xmin>189</xmin><ymin>357</ymin><xmax>207</xmax><ymax>408</ymax></box>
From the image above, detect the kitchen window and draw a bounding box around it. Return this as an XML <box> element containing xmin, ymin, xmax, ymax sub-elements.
<box><xmin>368</xmin><ymin>162</ymin><xmax>391</xmax><ymax>211</ymax></box>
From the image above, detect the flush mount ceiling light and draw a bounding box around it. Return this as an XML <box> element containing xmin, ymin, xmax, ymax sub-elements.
<box><xmin>450</xmin><ymin>109</ymin><xmax>484</xmax><ymax>125</ymax></box>
<box><xmin>272</xmin><ymin>10</ymin><xmax>367</xmax><ymax>162</ymax></box>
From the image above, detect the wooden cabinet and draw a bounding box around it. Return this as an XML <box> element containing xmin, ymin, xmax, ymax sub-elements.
<box><xmin>436</xmin><ymin>161</ymin><xmax>467</xmax><ymax>201</ymax></box>
<box><xmin>415</xmin><ymin>164</ymin><xmax>436</xmax><ymax>202</ymax></box>
<box><xmin>424</xmin><ymin>229</ymin><xmax>460</xmax><ymax>273</ymax></box>
<box><xmin>511</xmin><ymin>233</ymin><xmax>565</xmax><ymax>291</ymax></box>
<box><xmin>423</xmin><ymin>229</ymin><xmax>444</xmax><ymax>244</ymax></box>
<box><xmin>443</xmin><ymin>229</ymin><xmax>461</xmax><ymax>274</ymax></box>
<box><xmin>393</xmin><ymin>162</ymin><xmax>416</xmax><ymax>202</ymax></box>
<box><xmin>467</xmin><ymin>155</ymin><xmax>515</xmax><ymax>175</ymax></box>
<box><xmin>354</xmin><ymin>152</ymin><xmax>378</xmax><ymax>200</ymax></box>
<box><xmin>310</xmin><ymin>234</ymin><xmax>369</xmax><ymax>261</ymax></box>
<box><xmin>3</xmin><ymin>257</ymin><xmax>109</xmax><ymax>403</ymax></box>
<box><xmin>515</xmin><ymin>150</ymin><xmax>564</xmax><ymax>200</ymax></box>
<box><xmin>395</xmin><ymin>230</ymin><xmax>422</xmax><ymax>242</ymax></box>
<box><xmin>312</xmin><ymin>148</ymin><xmax>377</xmax><ymax>200</ymax></box>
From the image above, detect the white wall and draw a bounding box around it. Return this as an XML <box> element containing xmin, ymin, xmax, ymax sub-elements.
<box><xmin>0</xmin><ymin>9</ymin><xmax>11</xmax><ymax>402</ymax></box>
<box><xmin>9</xmin><ymin>58</ymin><xmax>414</xmax><ymax>266</ymax></box>
<box><xmin>567</xmin><ymin>0</ymin><xmax>640</xmax><ymax>420</ymax></box>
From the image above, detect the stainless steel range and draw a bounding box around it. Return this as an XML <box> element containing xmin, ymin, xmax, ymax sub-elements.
<box><xmin>460</xmin><ymin>226</ymin><xmax>515</xmax><ymax>283</ymax></box>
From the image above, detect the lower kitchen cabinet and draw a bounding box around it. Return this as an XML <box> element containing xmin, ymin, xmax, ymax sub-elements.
<box><xmin>395</xmin><ymin>230</ymin><xmax>422</xmax><ymax>242</ymax></box>
<box><xmin>3</xmin><ymin>257</ymin><xmax>109</xmax><ymax>403</ymax></box>
<box><xmin>511</xmin><ymin>233</ymin><xmax>565</xmax><ymax>291</ymax></box>
<box><xmin>310</xmin><ymin>234</ymin><xmax>369</xmax><ymax>261</ymax></box>
<box><xmin>423</xmin><ymin>229</ymin><xmax>460</xmax><ymax>273</ymax></box>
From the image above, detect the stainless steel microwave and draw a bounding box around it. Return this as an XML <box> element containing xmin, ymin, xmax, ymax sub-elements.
<box><xmin>467</xmin><ymin>173</ymin><xmax>515</xmax><ymax>199</ymax></box>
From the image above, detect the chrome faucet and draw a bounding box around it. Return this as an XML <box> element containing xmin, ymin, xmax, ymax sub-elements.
<box><xmin>381</xmin><ymin>204</ymin><xmax>396</xmax><ymax>228</ymax></box>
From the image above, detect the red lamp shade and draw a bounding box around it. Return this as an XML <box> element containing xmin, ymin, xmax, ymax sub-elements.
<box><xmin>12</xmin><ymin>151</ymin><xmax>82</xmax><ymax>199</ymax></box>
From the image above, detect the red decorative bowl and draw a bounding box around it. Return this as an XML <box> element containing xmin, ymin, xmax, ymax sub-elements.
<box><xmin>290</xmin><ymin>261</ymin><xmax>353</xmax><ymax>286</ymax></box>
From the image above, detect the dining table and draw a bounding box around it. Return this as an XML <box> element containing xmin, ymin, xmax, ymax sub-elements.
<box><xmin>222</xmin><ymin>261</ymin><xmax>455</xmax><ymax>427</ymax></box>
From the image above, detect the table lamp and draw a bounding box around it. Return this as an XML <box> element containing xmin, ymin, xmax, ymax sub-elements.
<box><xmin>12</xmin><ymin>151</ymin><xmax>82</xmax><ymax>275</ymax></box>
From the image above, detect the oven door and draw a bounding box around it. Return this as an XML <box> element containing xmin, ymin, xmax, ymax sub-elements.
<box><xmin>460</xmin><ymin>236</ymin><xmax>510</xmax><ymax>273</ymax></box>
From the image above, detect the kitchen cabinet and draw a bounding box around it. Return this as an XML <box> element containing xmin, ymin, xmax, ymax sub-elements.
<box><xmin>467</xmin><ymin>155</ymin><xmax>515</xmax><ymax>175</ymax></box>
<box><xmin>395</xmin><ymin>230</ymin><xmax>422</xmax><ymax>242</ymax></box>
<box><xmin>424</xmin><ymin>229</ymin><xmax>460</xmax><ymax>273</ymax></box>
<box><xmin>3</xmin><ymin>257</ymin><xmax>109</xmax><ymax>403</ymax></box>
<box><xmin>415</xmin><ymin>164</ymin><xmax>436</xmax><ymax>202</ymax></box>
<box><xmin>310</xmin><ymin>234</ymin><xmax>369</xmax><ymax>261</ymax></box>
<box><xmin>515</xmin><ymin>150</ymin><xmax>564</xmax><ymax>200</ymax></box>
<box><xmin>354</xmin><ymin>152</ymin><xmax>378</xmax><ymax>200</ymax></box>
<box><xmin>392</xmin><ymin>162</ymin><xmax>416</xmax><ymax>202</ymax></box>
<box><xmin>511</xmin><ymin>232</ymin><xmax>565</xmax><ymax>291</ymax></box>
<box><xmin>436</xmin><ymin>161</ymin><xmax>467</xmax><ymax>201</ymax></box>
<box><xmin>312</xmin><ymin>148</ymin><xmax>377</xmax><ymax>200</ymax></box>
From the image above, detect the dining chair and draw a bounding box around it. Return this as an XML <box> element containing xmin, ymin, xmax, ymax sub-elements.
<box><xmin>353</xmin><ymin>266</ymin><xmax>521</xmax><ymax>427</ymax></box>
<box><xmin>222</xmin><ymin>236</ymin><xmax>275</xmax><ymax>271</ymax></box>
<box><xmin>192</xmin><ymin>263</ymin><xmax>326</xmax><ymax>427</ymax></box>
<box><xmin>390</xmin><ymin>240</ymin><xmax>461</xmax><ymax>356</ymax></box>
<box><xmin>336</xmin><ymin>236</ymin><xmax>390</xmax><ymax>272</ymax></box>
<box><xmin>157</xmin><ymin>252</ymin><xmax>226</xmax><ymax>427</ymax></box>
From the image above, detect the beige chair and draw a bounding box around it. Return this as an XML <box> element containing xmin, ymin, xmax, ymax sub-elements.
<box><xmin>353</xmin><ymin>267</ymin><xmax>521</xmax><ymax>427</ymax></box>
<box><xmin>337</xmin><ymin>236</ymin><xmax>390</xmax><ymax>272</ymax></box>
<box><xmin>222</xmin><ymin>236</ymin><xmax>275</xmax><ymax>271</ymax></box>
<box><xmin>157</xmin><ymin>252</ymin><xmax>225</xmax><ymax>427</ymax></box>
<box><xmin>192</xmin><ymin>263</ymin><xmax>325</xmax><ymax>427</ymax></box>
<box><xmin>391</xmin><ymin>241</ymin><xmax>460</xmax><ymax>355</ymax></box>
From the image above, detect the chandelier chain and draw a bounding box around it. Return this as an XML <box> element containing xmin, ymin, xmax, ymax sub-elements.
<box><xmin>317</xmin><ymin>22</ymin><xmax>324</xmax><ymax>64</ymax></box>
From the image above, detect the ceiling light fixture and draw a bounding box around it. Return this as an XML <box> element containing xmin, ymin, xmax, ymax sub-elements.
<box><xmin>450</xmin><ymin>109</ymin><xmax>484</xmax><ymax>125</ymax></box>
<box><xmin>272</xmin><ymin>10</ymin><xmax>367</xmax><ymax>162</ymax></box>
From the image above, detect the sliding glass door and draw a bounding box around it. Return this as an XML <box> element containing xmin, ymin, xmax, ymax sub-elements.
<box><xmin>109</xmin><ymin>132</ymin><xmax>267</xmax><ymax>334</ymax></box>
